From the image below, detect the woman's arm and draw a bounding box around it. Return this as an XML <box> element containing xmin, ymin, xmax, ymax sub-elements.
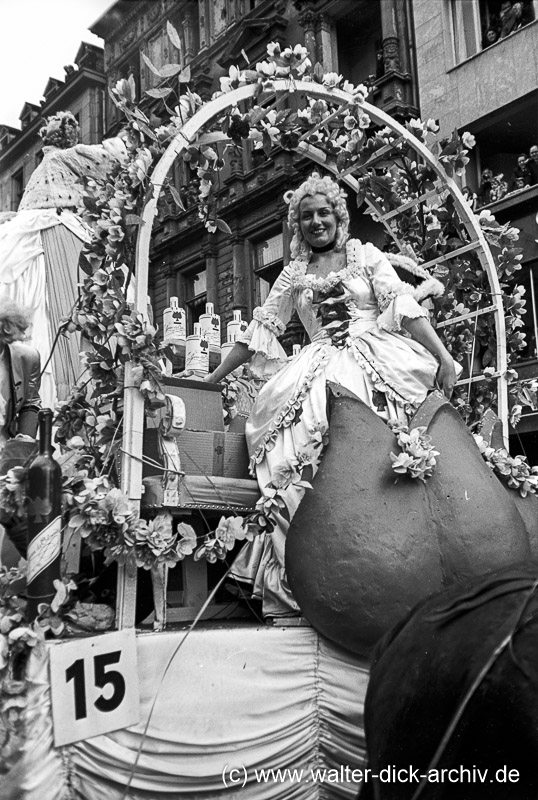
<box><xmin>204</xmin><ymin>342</ymin><xmax>252</xmax><ymax>383</ymax></box>
<box><xmin>402</xmin><ymin>316</ymin><xmax>457</xmax><ymax>398</ymax></box>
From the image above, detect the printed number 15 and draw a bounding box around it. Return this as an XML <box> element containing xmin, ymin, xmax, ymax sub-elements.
<box><xmin>65</xmin><ymin>650</ymin><xmax>126</xmax><ymax>720</ymax></box>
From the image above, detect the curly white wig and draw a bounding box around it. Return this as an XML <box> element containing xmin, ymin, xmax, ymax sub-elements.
<box><xmin>284</xmin><ymin>173</ymin><xmax>350</xmax><ymax>259</ymax></box>
<box><xmin>39</xmin><ymin>111</ymin><xmax>79</xmax><ymax>149</ymax></box>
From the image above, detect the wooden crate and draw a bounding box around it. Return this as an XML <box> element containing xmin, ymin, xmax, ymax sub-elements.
<box><xmin>143</xmin><ymin>428</ymin><xmax>249</xmax><ymax>479</ymax></box>
<box><xmin>156</xmin><ymin>377</ymin><xmax>224</xmax><ymax>432</ymax></box>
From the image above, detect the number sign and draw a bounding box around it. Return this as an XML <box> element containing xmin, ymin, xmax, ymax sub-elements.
<box><xmin>49</xmin><ymin>629</ymin><xmax>140</xmax><ymax>746</ymax></box>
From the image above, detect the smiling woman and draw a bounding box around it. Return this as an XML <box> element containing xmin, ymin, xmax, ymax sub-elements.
<box><xmin>205</xmin><ymin>172</ymin><xmax>460</xmax><ymax>619</ymax></box>
<box><xmin>298</xmin><ymin>195</ymin><xmax>339</xmax><ymax>254</ymax></box>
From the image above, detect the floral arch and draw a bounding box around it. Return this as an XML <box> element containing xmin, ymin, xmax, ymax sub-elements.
<box><xmin>128</xmin><ymin>76</ymin><xmax>514</xmax><ymax>484</ymax></box>
<box><xmin>23</xmin><ymin>40</ymin><xmax>531</xmax><ymax>625</ymax></box>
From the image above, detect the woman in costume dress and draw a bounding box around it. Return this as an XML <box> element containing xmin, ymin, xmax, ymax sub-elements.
<box><xmin>206</xmin><ymin>174</ymin><xmax>458</xmax><ymax>618</ymax></box>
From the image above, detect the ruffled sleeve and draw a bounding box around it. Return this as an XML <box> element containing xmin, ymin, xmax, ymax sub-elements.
<box><xmin>364</xmin><ymin>243</ymin><xmax>429</xmax><ymax>332</ymax></box>
<box><xmin>237</xmin><ymin>266</ymin><xmax>294</xmax><ymax>378</ymax></box>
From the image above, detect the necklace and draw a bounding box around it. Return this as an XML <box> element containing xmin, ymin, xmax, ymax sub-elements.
<box><xmin>311</xmin><ymin>241</ymin><xmax>336</xmax><ymax>253</ymax></box>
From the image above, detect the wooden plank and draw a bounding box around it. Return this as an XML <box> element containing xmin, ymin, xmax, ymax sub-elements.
<box><xmin>165</xmin><ymin>604</ymin><xmax>251</xmax><ymax>622</ymax></box>
<box><xmin>420</xmin><ymin>240</ymin><xmax>481</xmax><ymax>270</ymax></box>
<box><xmin>379</xmin><ymin>188</ymin><xmax>443</xmax><ymax>221</ymax></box>
<box><xmin>340</xmin><ymin>135</ymin><xmax>406</xmax><ymax>177</ymax></box>
<box><xmin>62</xmin><ymin>528</ymin><xmax>81</xmax><ymax>575</ymax></box>
<box><xmin>435</xmin><ymin>303</ymin><xmax>497</xmax><ymax>328</ymax></box>
<box><xmin>182</xmin><ymin>556</ymin><xmax>209</xmax><ymax>608</ymax></box>
<box><xmin>455</xmin><ymin>371</ymin><xmax>502</xmax><ymax>386</ymax></box>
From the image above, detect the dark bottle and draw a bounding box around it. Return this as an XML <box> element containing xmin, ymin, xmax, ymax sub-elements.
<box><xmin>26</xmin><ymin>409</ymin><xmax>62</xmax><ymax>620</ymax></box>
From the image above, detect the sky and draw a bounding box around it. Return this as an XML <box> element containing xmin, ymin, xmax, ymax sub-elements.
<box><xmin>0</xmin><ymin>0</ymin><xmax>115</xmax><ymax>129</ymax></box>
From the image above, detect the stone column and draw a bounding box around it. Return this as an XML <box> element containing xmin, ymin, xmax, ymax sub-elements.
<box><xmin>380</xmin><ymin>0</ymin><xmax>401</xmax><ymax>74</ymax></box>
<box><xmin>198</xmin><ymin>0</ymin><xmax>210</xmax><ymax>50</ymax></box>
<box><xmin>229</xmin><ymin>147</ymin><xmax>242</xmax><ymax>177</ymax></box>
<box><xmin>204</xmin><ymin>242</ymin><xmax>218</xmax><ymax>308</ymax></box>
<box><xmin>231</xmin><ymin>234</ymin><xmax>248</xmax><ymax>313</ymax></box>
<box><xmin>315</xmin><ymin>12</ymin><xmax>335</xmax><ymax>72</ymax></box>
<box><xmin>174</xmin><ymin>270</ymin><xmax>187</xmax><ymax>309</ymax></box>
<box><xmin>182</xmin><ymin>7</ymin><xmax>196</xmax><ymax>63</ymax></box>
<box><xmin>297</xmin><ymin>6</ymin><xmax>317</xmax><ymax>63</ymax></box>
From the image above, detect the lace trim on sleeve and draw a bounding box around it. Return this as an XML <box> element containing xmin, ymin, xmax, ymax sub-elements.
<box><xmin>236</xmin><ymin>314</ymin><xmax>288</xmax><ymax>380</ymax></box>
<box><xmin>375</xmin><ymin>282</ymin><xmax>415</xmax><ymax>314</ymax></box>
<box><xmin>252</xmin><ymin>306</ymin><xmax>286</xmax><ymax>336</ymax></box>
<box><xmin>377</xmin><ymin>293</ymin><xmax>428</xmax><ymax>332</ymax></box>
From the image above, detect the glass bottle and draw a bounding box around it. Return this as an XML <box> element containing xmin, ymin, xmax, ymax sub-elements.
<box><xmin>26</xmin><ymin>409</ymin><xmax>62</xmax><ymax>620</ymax></box>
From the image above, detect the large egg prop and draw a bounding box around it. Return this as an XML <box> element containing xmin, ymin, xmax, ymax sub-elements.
<box><xmin>285</xmin><ymin>392</ymin><xmax>534</xmax><ymax>656</ymax></box>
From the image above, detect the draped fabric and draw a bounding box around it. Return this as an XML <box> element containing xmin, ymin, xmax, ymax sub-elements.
<box><xmin>16</xmin><ymin>626</ymin><xmax>369</xmax><ymax>799</ymax></box>
<box><xmin>41</xmin><ymin>225</ymin><xmax>85</xmax><ymax>402</ymax></box>
<box><xmin>0</xmin><ymin>209</ymin><xmax>87</xmax><ymax>409</ymax></box>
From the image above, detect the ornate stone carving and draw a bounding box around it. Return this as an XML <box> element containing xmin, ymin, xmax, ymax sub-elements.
<box><xmin>148</xmin><ymin>4</ymin><xmax>161</xmax><ymax>23</ymax></box>
<box><xmin>121</xmin><ymin>28</ymin><xmax>137</xmax><ymax>49</ymax></box>
<box><xmin>315</xmin><ymin>11</ymin><xmax>331</xmax><ymax>33</ymax></box>
<box><xmin>382</xmin><ymin>36</ymin><xmax>400</xmax><ymax>73</ymax></box>
<box><xmin>297</xmin><ymin>7</ymin><xmax>316</xmax><ymax>31</ymax></box>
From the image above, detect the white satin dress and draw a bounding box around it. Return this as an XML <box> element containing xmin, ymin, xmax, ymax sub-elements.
<box><xmin>232</xmin><ymin>239</ymin><xmax>445</xmax><ymax>617</ymax></box>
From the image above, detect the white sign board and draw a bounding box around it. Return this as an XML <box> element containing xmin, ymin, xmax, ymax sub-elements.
<box><xmin>49</xmin><ymin>629</ymin><xmax>140</xmax><ymax>746</ymax></box>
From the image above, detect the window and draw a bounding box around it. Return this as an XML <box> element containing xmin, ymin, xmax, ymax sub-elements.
<box><xmin>185</xmin><ymin>268</ymin><xmax>207</xmax><ymax>333</ymax></box>
<box><xmin>517</xmin><ymin>262</ymin><xmax>538</xmax><ymax>361</ymax></box>
<box><xmin>335</xmin><ymin>4</ymin><xmax>382</xmax><ymax>88</ymax></box>
<box><xmin>462</xmin><ymin>94</ymin><xmax>537</xmax><ymax>202</ymax></box>
<box><xmin>451</xmin><ymin>0</ymin><xmax>481</xmax><ymax>62</ymax></box>
<box><xmin>253</xmin><ymin>232</ymin><xmax>283</xmax><ymax>306</ymax></box>
<box><xmin>11</xmin><ymin>169</ymin><xmax>24</xmax><ymax>211</ymax></box>
<box><xmin>451</xmin><ymin>0</ymin><xmax>536</xmax><ymax>64</ymax></box>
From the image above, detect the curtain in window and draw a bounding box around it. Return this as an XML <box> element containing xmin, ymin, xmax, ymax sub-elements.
<box><xmin>452</xmin><ymin>0</ymin><xmax>479</xmax><ymax>62</ymax></box>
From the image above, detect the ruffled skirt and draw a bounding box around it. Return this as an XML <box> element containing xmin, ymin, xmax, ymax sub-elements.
<box><xmin>231</xmin><ymin>327</ymin><xmax>440</xmax><ymax>617</ymax></box>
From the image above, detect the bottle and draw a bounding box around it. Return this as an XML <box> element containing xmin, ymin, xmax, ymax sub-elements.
<box><xmin>288</xmin><ymin>344</ymin><xmax>302</xmax><ymax>360</ymax></box>
<box><xmin>162</xmin><ymin>296</ymin><xmax>186</xmax><ymax>346</ymax></box>
<box><xmin>226</xmin><ymin>309</ymin><xmax>248</xmax><ymax>341</ymax></box>
<box><xmin>185</xmin><ymin>322</ymin><xmax>209</xmax><ymax>376</ymax></box>
<box><xmin>220</xmin><ymin>334</ymin><xmax>242</xmax><ymax>377</ymax></box>
<box><xmin>26</xmin><ymin>409</ymin><xmax>62</xmax><ymax>621</ymax></box>
<box><xmin>198</xmin><ymin>302</ymin><xmax>221</xmax><ymax>351</ymax></box>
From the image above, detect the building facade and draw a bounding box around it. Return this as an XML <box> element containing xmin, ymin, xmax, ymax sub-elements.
<box><xmin>0</xmin><ymin>43</ymin><xmax>106</xmax><ymax>213</ymax></box>
<box><xmin>90</xmin><ymin>0</ymin><xmax>419</xmax><ymax>348</ymax></box>
<box><xmin>412</xmin><ymin>0</ymin><xmax>538</xmax><ymax>455</ymax></box>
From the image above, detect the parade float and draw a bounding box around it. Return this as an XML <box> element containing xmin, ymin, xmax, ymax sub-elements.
<box><xmin>1</xmin><ymin>31</ymin><xmax>538</xmax><ymax>800</ymax></box>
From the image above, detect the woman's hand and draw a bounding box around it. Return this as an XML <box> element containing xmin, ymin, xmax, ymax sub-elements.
<box><xmin>436</xmin><ymin>357</ymin><xmax>457</xmax><ymax>399</ymax></box>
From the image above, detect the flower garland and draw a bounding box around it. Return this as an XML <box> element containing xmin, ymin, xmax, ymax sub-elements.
<box><xmin>0</xmin><ymin>569</ymin><xmax>87</xmax><ymax>776</ymax></box>
<box><xmin>253</xmin><ymin>423</ymin><xmax>328</xmax><ymax>523</ymax></box>
<box><xmin>473</xmin><ymin>435</ymin><xmax>538</xmax><ymax>497</ymax></box>
<box><xmin>389</xmin><ymin>422</ymin><xmax>439</xmax><ymax>482</ymax></box>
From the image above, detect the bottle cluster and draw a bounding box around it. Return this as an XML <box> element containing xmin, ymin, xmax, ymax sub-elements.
<box><xmin>162</xmin><ymin>298</ymin><xmax>248</xmax><ymax>376</ymax></box>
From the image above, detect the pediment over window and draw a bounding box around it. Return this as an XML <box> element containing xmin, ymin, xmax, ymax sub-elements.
<box><xmin>19</xmin><ymin>102</ymin><xmax>41</xmax><ymax>130</ymax></box>
<box><xmin>74</xmin><ymin>42</ymin><xmax>104</xmax><ymax>71</ymax></box>
<box><xmin>0</xmin><ymin>125</ymin><xmax>19</xmax><ymax>151</ymax></box>
<box><xmin>43</xmin><ymin>77</ymin><xmax>64</xmax><ymax>100</ymax></box>
<box><xmin>217</xmin><ymin>14</ymin><xmax>287</xmax><ymax>70</ymax></box>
